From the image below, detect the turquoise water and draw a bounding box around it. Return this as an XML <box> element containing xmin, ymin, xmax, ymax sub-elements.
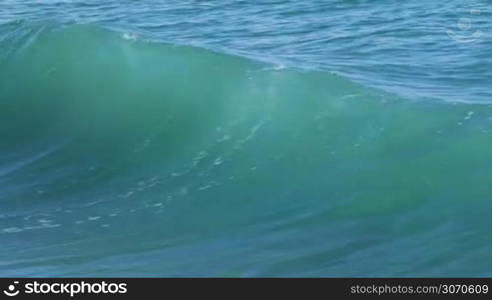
<box><xmin>1</xmin><ymin>1</ymin><xmax>491</xmax><ymax>277</ymax></box>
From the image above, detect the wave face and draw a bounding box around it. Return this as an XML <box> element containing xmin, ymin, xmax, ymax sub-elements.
<box><xmin>1</xmin><ymin>24</ymin><xmax>492</xmax><ymax>276</ymax></box>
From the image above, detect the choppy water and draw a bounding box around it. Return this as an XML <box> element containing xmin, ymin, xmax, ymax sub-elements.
<box><xmin>0</xmin><ymin>1</ymin><xmax>491</xmax><ymax>277</ymax></box>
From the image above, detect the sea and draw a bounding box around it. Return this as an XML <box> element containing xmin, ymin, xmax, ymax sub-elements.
<box><xmin>0</xmin><ymin>0</ymin><xmax>491</xmax><ymax>276</ymax></box>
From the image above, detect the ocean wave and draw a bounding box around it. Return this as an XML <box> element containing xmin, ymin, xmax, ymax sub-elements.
<box><xmin>1</xmin><ymin>23</ymin><xmax>492</xmax><ymax>276</ymax></box>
